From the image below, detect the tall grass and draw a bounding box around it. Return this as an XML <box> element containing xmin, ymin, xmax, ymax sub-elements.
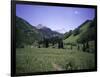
<box><xmin>16</xmin><ymin>46</ymin><xmax>95</xmax><ymax>74</ymax></box>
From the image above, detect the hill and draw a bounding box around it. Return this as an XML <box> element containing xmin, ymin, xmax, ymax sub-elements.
<box><xmin>16</xmin><ymin>16</ymin><xmax>42</xmax><ymax>47</ymax></box>
<box><xmin>16</xmin><ymin>16</ymin><xmax>62</xmax><ymax>48</ymax></box>
<box><xmin>63</xmin><ymin>19</ymin><xmax>96</xmax><ymax>43</ymax></box>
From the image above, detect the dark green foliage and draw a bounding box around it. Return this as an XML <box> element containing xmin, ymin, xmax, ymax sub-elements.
<box><xmin>88</xmin><ymin>18</ymin><xmax>96</xmax><ymax>41</ymax></box>
<box><xmin>38</xmin><ymin>45</ymin><xmax>40</xmax><ymax>48</ymax></box>
<box><xmin>64</xmin><ymin>30</ymin><xmax>72</xmax><ymax>39</ymax></box>
<box><xmin>43</xmin><ymin>38</ymin><xmax>49</xmax><ymax>48</ymax></box>
<box><xmin>37</xmin><ymin>41</ymin><xmax>41</xmax><ymax>48</ymax></box>
<box><xmin>16</xmin><ymin>27</ymin><xmax>25</xmax><ymax>48</ymax></box>
<box><xmin>49</xmin><ymin>36</ymin><xmax>60</xmax><ymax>45</ymax></box>
<box><xmin>86</xmin><ymin>42</ymin><xmax>89</xmax><ymax>49</ymax></box>
<box><xmin>82</xmin><ymin>43</ymin><xmax>86</xmax><ymax>52</ymax></box>
<box><xmin>77</xmin><ymin>32</ymin><xmax>87</xmax><ymax>43</ymax></box>
<box><xmin>89</xmin><ymin>17</ymin><xmax>96</xmax><ymax>28</ymax></box>
<box><xmin>73</xmin><ymin>28</ymin><xmax>80</xmax><ymax>36</ymax></box>
<box><xmin>85</xmin><ymin>42</ymin><xmax>89</xmax><ymax>52</ymax></box>
<box><xmin>77</xmin><ymin>18</ymin><xmax>96</xmax><ymax>44</ymax></box>
<box><xmin>65</xmin><ymin>43</ymin><xmax>73</xmax><ymax>45</ymax></box>
<box><xmin>58</xmin><ymin>40</ymin><xmax>64</xmax><ymax>49</ymax></box>
<box><xmin>61</xmin><ymin>41</ymin><xmax>64</xmax><ymax>48</ymax></box>
<box><xmin>76</xmin><ymin>18</ymin><xmax>96</xmax><ymax>53</ymax></box>
<box><xmin>77</xmin><ymin>44</ymin><xmax>80</xmax><ymax>50</ymax></box>
<box><xmin>81</xmin><ymin>42</ymin><xmax>90</xmax><ymax>52</ymax></box>
<box><xmin>37</xmin><ymin>36</ymin><xmax>64</xmax><ymax>49</ymax></box>
<box><xmin>78</xmin><ymin>20</ymin><xmax>92</xmax><ymax>29</ymax></box>
<box><xmin>16</xmin><ymin>16</ymin><xmax>41</xmax><ymax>48</ymax></box>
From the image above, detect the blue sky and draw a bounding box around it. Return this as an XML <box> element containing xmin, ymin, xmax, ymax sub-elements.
<box><xmin>16</xmin><ymin>4</ymin><xmax>95</xmax><ymax>33</ymax></box>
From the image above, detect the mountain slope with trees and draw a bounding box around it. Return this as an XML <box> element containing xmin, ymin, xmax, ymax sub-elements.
<box><xmin>63</xmin><ymin>18</ymin><xmax>96</xmax><ymax>52</ymax></box>
<box><xmin>16</xmin><ymin>16</ymin><xmax>62</xmax><ymax>48</ymax></box>
<box><xmin>16</xmin><ymin>16</ymin><xmax>42</xmax><ymax>48</ymax></box>
<box><xmin>63</xmin><ymin>19</ymin><xmax>96</xmax><ymax>43</ymax></box>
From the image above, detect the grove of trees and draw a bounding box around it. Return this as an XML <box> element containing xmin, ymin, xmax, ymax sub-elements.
<box><xmin>37</xmin><ymin>36</ymin><xmax>64</xmax><ymax>49</ymax></box>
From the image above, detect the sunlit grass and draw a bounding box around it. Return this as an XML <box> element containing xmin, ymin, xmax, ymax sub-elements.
<box><xmin>16</xmin><ymin>46</ymin><xmax>95</xmax><ymax>74</ymax></box>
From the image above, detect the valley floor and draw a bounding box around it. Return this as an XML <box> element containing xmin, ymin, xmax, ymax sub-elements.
<box><xmin>16</xmin><ymin>46</ymin><xmax>95</xmax><ymax>74</ymax></box>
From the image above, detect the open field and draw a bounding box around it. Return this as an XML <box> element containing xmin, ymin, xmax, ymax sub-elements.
<box><xmin>16</xmin><ymin>46</ymin><xmax>95</xmax><ymax>74</ymax></box>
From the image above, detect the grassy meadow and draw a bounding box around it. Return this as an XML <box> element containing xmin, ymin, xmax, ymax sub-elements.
<box><xmin>16</xmin><ymin>46</ymin><xmax>95</xmax><ymax>74</ymax></box>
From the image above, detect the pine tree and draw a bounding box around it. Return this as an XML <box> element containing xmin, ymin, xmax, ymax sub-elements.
<box><xmin>77</xmin><ymin>44</ymin><xmax>80</xmax><ymax>50</ymax></box>
<box><xmin>45</xmin><ymin>39</ymin><xmax>49</xmax><ymax>48</ymax></box>
<box><xmin>86</xmin><ymin>42</ymin><xmax>89</xmax><ymax>52</ymax></box>
<box><xmin>61</xmin><ymin>40</ymin><xmax>64</xmax><ymax>48</ymax></box>
<box><xmin>82</xmin><ymin>43</ymin><xmax>86</xmax><ymax>51</ymax></box>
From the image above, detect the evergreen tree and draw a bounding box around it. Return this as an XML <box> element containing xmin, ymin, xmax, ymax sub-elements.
<box><xmin>58</xmin><ymin>41</ymin><xmax>61</xmax><ymax>49</ymax></box>
<box><xmin>38</xmin><ymin>41</ymin><xmax>41</xmax><ymax>48</ymax></box>
<box><xmin>77</xmin><ymin>44</ymin><xmax>80</xmax><ymax>50</ymax></box>
<box><xmin>45</xmin><ymin>39</ymin><xmax>49</xmax><ymax>48</ymax></box>
<box><xmin>58</xmin><ymin>39</ymin><xmax>64</xmax><ymax>49</ymax></box>
<box><xmin>82</xmin><ymin>43</ymin><xmax>86</xmax><ymax>51</ymax></box>
<box><xmin>86</xmin><ymin>42</ymin><xmax>89</xmax><ymax>52</ymax></box>
<box><xmin>60</xmin><ymin>40</ymin><xmax>64</xmax><ymax>48</ymax></box>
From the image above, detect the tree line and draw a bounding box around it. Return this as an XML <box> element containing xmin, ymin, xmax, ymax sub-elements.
<box><xmin>37</xmin><ymin>36</ymin><xmax>64</xmax><ymax>49</ymax></box>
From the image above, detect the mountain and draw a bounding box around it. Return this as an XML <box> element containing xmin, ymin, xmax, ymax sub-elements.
<box><xmin>63</xmin><ymin>19</ymin><xmax>96</xmax><ymax>43</ymax></box>
<box><xmin>16</xmin><ymin>16</ymin><xmax>41</xmax><ymax>47</ymax></box>
<box><xmin>36</xmin><ymin>24</ymin><xmax>45</xmax><ymax>29</ymax></box>
<box><xmin>38</xmin><ymin>25</ymin><xmax>63</xmax><ymax>38</ymax></box>
<box><xmin>16</xmin><ymin>16</ymin><xmax>62</xmax><ymax>47</ymax></box>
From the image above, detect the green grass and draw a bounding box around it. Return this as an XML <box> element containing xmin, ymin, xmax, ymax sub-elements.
<box><xmin>64</xmin><ymin>21</ymin><xmax>91</xmax><ymax>43</ymax></box>
<box><xmin>63</xmin><ymin>34</ymin><xmax>79</xmax><ymax>43</ymax></box>
<box><xmin>80</xmin><ymin>21</ymin><xmax>91</xmax><ymax>32</ymax></box>
<box><xmin>16</xmin><ymin>46</ymin><xmax>95</xmax><ymax>74</ymax></box>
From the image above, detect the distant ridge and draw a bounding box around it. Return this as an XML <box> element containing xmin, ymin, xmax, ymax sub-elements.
<box><xmin>78</xmin><ymin>20</ymin><xmax>92</xmax><ymax>28</ymax></box>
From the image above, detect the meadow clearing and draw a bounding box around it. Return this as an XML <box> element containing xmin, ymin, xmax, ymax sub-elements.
<box><xmin>16</xmin><ymin>46</ymin><xmax>95</xmax><ymax>74</ymax></box>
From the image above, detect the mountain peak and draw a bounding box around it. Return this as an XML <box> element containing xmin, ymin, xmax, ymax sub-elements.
<box><xmin>36</xmin><ymin>24</ymin><xmax>52</xmax><ymax>32</ymax></box>
<box><xmin>36</xmin><ymin>24</ymin><xmax>46</xmax><ymax>29</ymax></box>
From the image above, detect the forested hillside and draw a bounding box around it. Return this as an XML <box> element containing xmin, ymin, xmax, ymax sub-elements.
<box><xmin>63</xmin><ymin>18</ymin><xmax>96</xmax><ymax>53</ymax></box>
<box><xmin>16</xmin><ymin>16</ymin><xmax>62</xmax><ymax>48</ymax></box>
